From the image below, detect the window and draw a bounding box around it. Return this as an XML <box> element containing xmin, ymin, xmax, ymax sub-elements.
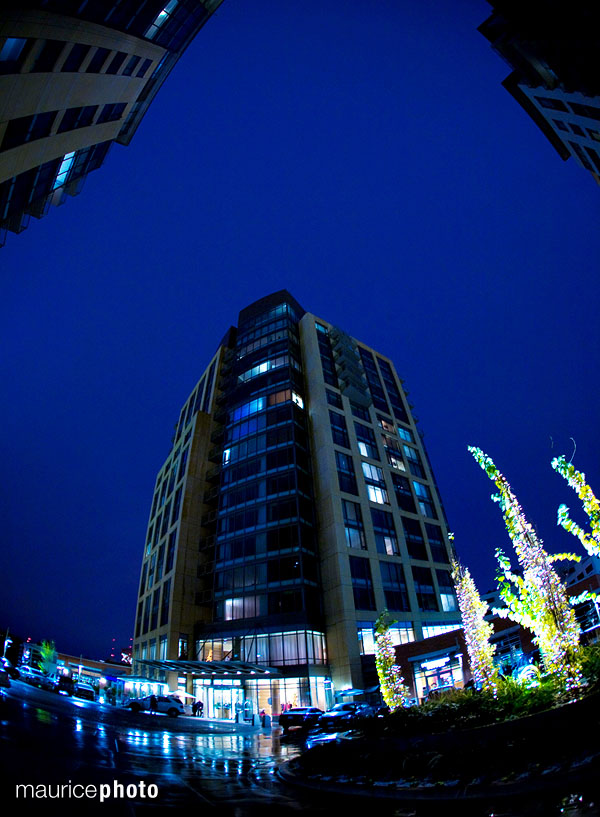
<box><xmin>371</xmin><ymin>509</ymin><xmax>399</xmax><ymax>555</ymax></box>
<box><xmin>97</xmin><ymin>102</ymin><xmax>127</xmax><ymax>124</ymax></box>
<box><xmin>355</xmin><ymin>422</ymin><xmax>379</xmax><ymax>459</ymax></box>
<box><xmin>412</xmin><ymin>566</ymin><xmax>438</xmax><ymax>612</ymax></box>
<box><xmin>437</xmin><ymin>570</ymin><xmax>458</xmax><ymax>612</ymax></box>
<box><xmin>342</xmin><ymin>499</ymin><xmax>366</xmax><ymax>549</ymax></box>
<box><xmin>390</xmin><ymin>474</ymin><xmax>417</xmax><ymax>513</ymax></box>
<box><xmin>85</xmin><ymin>47</ymin><xmax>110</xmax><ymax>73</ymax></box>
<box><xmin>61</xmin><ymin>43</ymin><xmax>91</xmax><ymax>72</ymax></box>
<box><xmin>380</xmin><ymin>562</ymin><xmax>410</xmax><ymax>611</ymax></box>
<box><xmin>570</xmin><ymin>102</ymin><xmax>600</xmax><ymax>122</ymax></box>
<box><xmin>57</xmin><ymin>105</ymin><xmax>98</xmax><ymax>133</ymax></box>
<box><xmin>382</xmin><ymin>433</ymin><xmax>401</xmax><ymax>452</ymax></box>
<box><xmin>397</xmin><ymin>426</ymin><xmax>413</xmax><ymax>442</ymax></box>
<box><xmin>535</xmin><ymin>95</ymin><xmax>569</xmax><ymax>112</ymax></box>
<box><xmin>53</xmin><ymin>151</ymin><xmax>75</xmax><ymax>189</ymax></box>
<box><xmin>106</xmin><ymin>51</ymin><xmax>127</xmax><ymax>74</ymax></box>
<box><xmin>422</xmin><ymin>621</ymin><xmax>460</xmax><ymax>639</ymax></box>
<box><xmin>0</xmin><ymin>37</ymin><xmax>30</xmax><ymax>74</ymax></box>
<box><xmin>358</xmin><ymin>347</ymin><xmax>389</xmax><ymax>412</ymax></box>
<box><xmin>350</xmin><ymin>402</ymin><xmax>370</xmax><ymax>421</ymax></box>
<box><xmin>122</xmin><ymin>54</ymin><xmax>141</xmax><ymax>76</ymax></box>
<box><xmin>403</xmin><ymin>445</ymin><xmax>425</xmax><ymax>477</ymax></box>
<box><xmin>386</xmin><ymin>448</ymin><xmax>406</xmax><ymax>472</ymax></box>
<box><xmin>357</xmin><ymin>622</ymin><xmax>414</xmax><ymax>655</ymax></box>
<box><xmin>160</xmin><ymin>579</ymin><xmax>171</xmax><ymax>626</ymax></box>
<box><xmin>326</xmin><ymin>389</ymin><xmax>343</xmax><ymax>409</ymax></box>
<box><xmin>377</xmin><ymin>358</ymin><xmax>409</xmax><ymax>423</ymax></box>
<box><xmin>1</xmin><ymin>111</ymin><xmax>58</xmax><ymax>152</ymax></box>
<box><xmin>362</xmin><ymin>462</ymin><xmax>389</xmax><ymax>504</ymax></box>
<box><xmin>402</xmin><ymin>517</ymin><xmax>427</xmax><ymax>560</ymax></box>
<box><xmin>377</xmin><ymin>414</ymin><xmax>395</xmax><ymax>433</ymax></box>
<box><xmin>349</xmin><ymin>556</ymin><xmax>376</xmax><ymax>610</ymax></box>
<box><xmin>330</xmin><ymin>411</ymin><xmax>350</xmax><ymax>448</ymax></box>
<box><xmin>136</xmin><ymin>57</ymin><xmax>153</xmax><ymax>78</ymax></box>
<box><xmin>239</xmin><ymin>354</ymin><xmax>289</xmax><ymax>382</ymax></box>
<box><xmin>413</xmin><ymin>481</ymin><xmax>437</xmax><ymax>518</ymax></box>
<box><xmin>145</xmin><ymin>0</ymin><xmax>179</xmax><ymax>40</ymax></box>
<box><xmin>31</xmin><ymin>40</ymin><xmax>65</xmax><ymax>72</ymax></box>
<box><xmin>425</xmin><ymin>524</ymin><xmax>449</xmax><ymax>563</ymax></box>
<box><xmin>336</xmin><ymin>451</ymin><xmax>358</xmax><ymax>495</ymax></box>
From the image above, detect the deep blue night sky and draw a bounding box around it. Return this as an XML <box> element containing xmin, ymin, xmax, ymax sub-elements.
<box><xmin>1</xmin><ymin>1</ymin><xmax>599</xmax><ymax>659</ymax></box>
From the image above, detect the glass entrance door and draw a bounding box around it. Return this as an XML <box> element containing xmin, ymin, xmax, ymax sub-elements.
<box><xmin>208</xmin><ymin>686</ymin><xmax>244</xmax><ymax>720</ymax></box>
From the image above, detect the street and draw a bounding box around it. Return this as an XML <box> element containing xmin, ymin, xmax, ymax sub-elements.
<box><xmin>0</xmin><ymin>680</ymin><xmax>331</xmax><ymax>815</ymax></box>
<box><xmin>2</xmin><ymin>680</ymin><xmax>598</xmax><ymax>817</ymax></box>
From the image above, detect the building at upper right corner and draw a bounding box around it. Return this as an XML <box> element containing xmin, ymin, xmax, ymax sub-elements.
<box><xmin>0</xmin><ymin>0</ymin><xmax>224</xmax><ymax>246</ymax></box>
<box><xmin>479</xmin><ymin>1</ymin><xmax>600</xmax><ymax>185</ymax></box>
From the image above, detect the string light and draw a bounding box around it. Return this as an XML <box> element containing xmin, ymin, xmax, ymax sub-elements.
<box><xmin>374</xmin><ymin>610</ymin><xmax>411</xmax><ymax>711</ymax></box>
<box><xmin>552</xmin><ymin>455</ymin><xmax>600</xmax><ymax>558</ymax></box>
<box><xmin>451</xmin><ymin>559</ymin><xmax>498</xmax><ymax>696</ymax></box>
<box><xmin>469</xmin><ymin>447</ymin><xmax>583</xmax><ymax>692</ymax></box>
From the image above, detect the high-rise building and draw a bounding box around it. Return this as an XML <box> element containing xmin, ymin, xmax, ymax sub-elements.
<box><xmin>0</xmin><ymin>1</ymin><xmax>223</xmax><ymax>245</ymax></box>
<box><xmin>479</xmin><ymin>1</ymin><xmax>600</xmax><ymax>185</ymax></box>
<box><xmin>132</xmin><ymin>291</ymin><xmax>460</xmax><ymax>718</ymax></box>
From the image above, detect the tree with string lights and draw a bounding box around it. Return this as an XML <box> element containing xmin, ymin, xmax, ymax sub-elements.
<box><xmin>374</xmin><ymin>610</ymin><xmax>411</xmax><ymax>711</ymax></box>
<box><xmin>451</xmin><ymin>559</ymin><xmax>498</xmax><ymax>696</ymax></box>
<box><xmin>469</xmin><ymin>447</ymin><xmax>583</xmax><ymax>692</ymax></box>
<box><xmin>552</xmin><ymin>455</ymin><xmax>600</xmax><ymax>558</ymax></box>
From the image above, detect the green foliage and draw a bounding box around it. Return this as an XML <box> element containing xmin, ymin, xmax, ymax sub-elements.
<box><xmin>580</xmin><ymin>642</ymin><xmax>600</xmax><ymax>690</ymax></box>
<box><xmin>38</xmin><ymin>639</ymin><xmax>57</xmax><ymax>675</ymax></box>
<box><xmin>374</xmin><ymin>609</ymin><xmax>411</xmax><ymax>711</ymax></box>
<box><xmin>372</xmin><ymin>673</ymin><xmax>563</xmax><ymax>738</ymax></box>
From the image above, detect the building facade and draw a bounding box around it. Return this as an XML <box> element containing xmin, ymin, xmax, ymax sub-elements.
<box><xmin>479</xmin><ymin>1</ymin><xmax>600</xmax><ymax>185</ymax></box>
<box><xmin>132</xmin><ymin>291</ymin><xmax>460</xmax><ymax>720</ymax></box>
<box><xmin>0</xmin><ymin>0</ymin><xmax>223</xmax><ymax>244</ymax></box>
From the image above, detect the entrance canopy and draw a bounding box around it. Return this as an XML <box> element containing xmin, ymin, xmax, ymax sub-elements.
<box><xmin>137</xmin><ymin>659</ymin><xmax>281</xmax><ymax>678</ymax></box>
<box><xmin>339</xmin><ymin>685</ymin><xmax>380</xmax><ymax>697</ymax></box>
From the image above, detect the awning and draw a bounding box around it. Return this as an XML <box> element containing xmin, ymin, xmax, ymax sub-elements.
<box><xmin>339</xmin><ymin>685</ymin><xmax>379</xmax><ymax>697</ymax></box>
<box><xmin>136</xmin><ymin>659</ymin><xmax>281</xmax><ymax>678</ymax></box>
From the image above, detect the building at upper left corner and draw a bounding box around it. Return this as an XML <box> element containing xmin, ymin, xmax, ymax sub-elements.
<box><xmin>0</xmin><ymin>0</ymin><xmax>224</xmax><ymax>246</ymax></box>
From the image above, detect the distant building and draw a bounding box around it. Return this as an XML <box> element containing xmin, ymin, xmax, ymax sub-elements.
<box><xmin>396</xmin><ymin>555</ymin><xmax>600</xmax><ymax>703</ymax></box>
<box><xmin>479</xmin><ymin>1</ymin><xmax>600</xmax><ymax>184</ymax></box>
<box><xmin>0</xmin><ymin>1</ymin><xmax>223</xmax><ymax>245</ymax></box>
<box><xmin>132</xmin><ymin>290</ymin><xmax>461</xmax><ymax>719</ymax></box>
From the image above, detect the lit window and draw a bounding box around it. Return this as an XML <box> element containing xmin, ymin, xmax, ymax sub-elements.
<box><xmin>53</xmin><ymin>151</ymin><xmax>75</xmax><ymax>189</ymax></box>
<box><xmin>367</xmin><ymin>484</ymin><xmax>388</xmax><ymax>504</ymax></box>
<box><xmin>292</xmin><ymin>392</ymin><xmax>304</xmax><ymax>409</ymax></box>
<box><xmin>145</xmin><ymin>0</ymin><xmax>178</xmax><ymax>40</ymax></box>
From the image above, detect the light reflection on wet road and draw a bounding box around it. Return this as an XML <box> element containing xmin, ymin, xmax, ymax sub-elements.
<box><xmin>1</xmin><ymin>681</ymin><xmax>598</xmax><ymax>816</ymax></box>
<box><xmin>0</xmin><ymin>682</ymin><xmax>325</xmax><ymax>814</ymax></box>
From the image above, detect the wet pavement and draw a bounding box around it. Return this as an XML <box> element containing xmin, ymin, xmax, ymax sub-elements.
<box><xmin>1</xmin><ymin>681</ymin><xmax>598</xmax><ymax>816</ymax></box>
<box><xmin>0</xmin><ymin>681</ymin><xmax>334</xmax><ymax>815</ymax></box>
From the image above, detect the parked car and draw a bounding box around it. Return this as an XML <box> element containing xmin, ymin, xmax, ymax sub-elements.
<box><xmin>55</xmin><ymin>675</ymin><xmax>76</xmax><ymax>696</ymax></box>
<box><xmin>317</xmin><ymin>702</ymin><xmax>375</xmax><ymax>731</ymax></box>
<box><xmin>126</xmin><ymin>695</ymin><xmax>185</xmax><ymax>717</ymax></box>
<box><xmin>74</xmin><ymin>683</ymin><xmax>96</xmax><ymax>701</ymax></box>
<box><xmin>1</xmin><ymin>657</ymin><xmax>20</xmax><ymax>680</ymax></box>
<box><xmin>278</xmin><ymin>707</ymin><xmax>323</xmax><ymax>734</ymax></box>
<box><xmin>18</xmin><ymin>665</ymin><xmax>55</xmax><ymax>690</ymax></box>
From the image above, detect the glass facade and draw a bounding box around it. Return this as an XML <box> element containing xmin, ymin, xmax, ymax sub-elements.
<box><xmin>133</xmin><ymin>291</ymin><xmax>459</xmax><ymax>713</ymax></box>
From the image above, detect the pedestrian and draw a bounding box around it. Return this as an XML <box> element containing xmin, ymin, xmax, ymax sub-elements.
<box><xmin>192</xmin><ymin>700</ymin><xmax>198</xmax><ymax>716</ymax></box>
<box><xmin>150</xmin><ymin>694</ymin><xmax>158</xmax><ymax>714</ymax></box>
<box><xmin>198</xmin><ymin>700</ymin><xmax>204</xmax><ymax>717</ymax></box>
